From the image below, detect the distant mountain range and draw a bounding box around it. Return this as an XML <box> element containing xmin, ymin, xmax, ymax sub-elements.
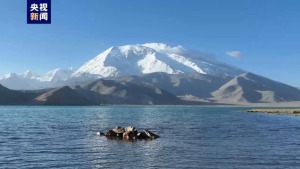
<box><xmin>1</xmin><ymin>43</ymin><xmax>300</xmax><ymax>105</ymax></box>
<box><xmin>0</xmin><ymin>68</ymin><xmax>99</xmax><ymax>90</ymax></box>
<box><xmin>0</xmin><ymin>78</ymin><xmax>182</xmax><ymax>105</ymax></box>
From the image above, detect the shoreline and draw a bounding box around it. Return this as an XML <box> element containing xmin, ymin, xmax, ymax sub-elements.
<box><xmin>246</xmin><ymin>109</ymin><xmax>300</xmax><ymax>115</ymax></box>
<box><xmin>0</xmin><ymin>104</ymin><xmax>299</xmax><ymax>108</ymax></box>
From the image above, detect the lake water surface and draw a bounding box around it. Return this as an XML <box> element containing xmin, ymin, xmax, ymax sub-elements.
<box><xmin>1</xmin><ymin>106</ymin><xmax>300</xmax><ymax>169</ymax></box>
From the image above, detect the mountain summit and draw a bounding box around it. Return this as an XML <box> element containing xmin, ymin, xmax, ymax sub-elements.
<box><xmin>74</xmin><ymin>43</ymin><xmax>244</xmax><ymax>77</ymax></box>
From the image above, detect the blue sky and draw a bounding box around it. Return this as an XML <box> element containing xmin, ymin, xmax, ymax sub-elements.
<box><xmin>0</xmin><ymin>0</ymin><xmax>300</xmax><ymax>86</ymax></box>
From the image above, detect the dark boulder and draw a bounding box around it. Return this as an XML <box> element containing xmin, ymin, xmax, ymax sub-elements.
<box><xmin>136</xmin><ymin>132</ymin><xmax>149</xmax><ymax>139</ymax></box>
<box><xmin>105</xmin><ymin>130</ymin><xmax>117</xmax><ymax>137</ymax></box>
<box><xmin>123</xmin><ymin>131</ymin><xmax>136</xmax><ymax>140</ymax></box>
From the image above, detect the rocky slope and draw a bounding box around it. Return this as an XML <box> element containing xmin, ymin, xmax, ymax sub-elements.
<box><xmin>35</xmin><ymin>86</ymin><xmax>91</xmax><ymax>106</ymax></box>
<box><xmin>0</xmin><ymin>79</ymin><xmax>183</xmax><ymax>105</ymax></box>
<box><xmin>78</xmin><ymin>79</ymin><xmax>182</xmax><ymax>105</ymax></box>
<box><xmin>108</xmin><ymin>72</ymin><xmax>232</xmax><ymax>99</ymax></box>
<box><xmin>0</xmin><ymin>84</ymin><xmax>46</xmax><ymax>105</ymax></box>
<box><xmin>1</xmin><ymin>72</ymin><xmax>300</xmax><ymax>105</ymax></box>
<box><xmin>211</xmin><ymin>72</ymin><xmax>300</xmax><ymax>103</ymax></box>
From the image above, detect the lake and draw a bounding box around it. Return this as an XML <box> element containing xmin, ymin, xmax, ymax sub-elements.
<box><xmin>1</xmin><ymin>106</ymin><xmax>300</xmax><ymax>169</ymax></box>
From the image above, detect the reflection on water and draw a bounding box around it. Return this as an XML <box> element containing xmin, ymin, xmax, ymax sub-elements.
<box><xmin>1</xmin><ymin>106</ymin><xmax>300</xmax><ymax>168</ymax></box>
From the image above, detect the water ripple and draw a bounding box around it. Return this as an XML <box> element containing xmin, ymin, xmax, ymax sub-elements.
<box><xmin>0</xmin><ymin>106</ymin><xmax>300</xmax><ymax>168</ymax></box>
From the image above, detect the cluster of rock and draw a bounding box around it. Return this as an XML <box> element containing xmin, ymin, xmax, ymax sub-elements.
<box><xmin>97</xmin><ymin>126</ymin><xmax>159</xmax><ymax>141</ymax></box>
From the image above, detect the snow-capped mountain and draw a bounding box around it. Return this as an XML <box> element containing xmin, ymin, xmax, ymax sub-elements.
<box><xmin>22</xmin><ymin>70</ymin><xmax>40</xmax><ymax>79</ymax></box>
<box><xmin>0</xmin><ymin>43</ymin><xmax>245</xmax><ymax>90</ymax></box>
<box><xmin>0</xmin><ymin>68</ymin><xmax>76</xmax><ymax>90</ymax></box>
<box><xmin>39</xmin><ymin>68</ymin><xmax>74</xmax><ymax>82</ymax></box>
<box><xmin>74</xmin><ymin>43</ymin><xmax>244</xmax><ymax>77</ymax></box>
<box><xmin>0</xmin><ymin>70</ymin><xmax>40</xmax><ymax>81</ymax></box>
<box><xmin>0</xmin><ymin>70</ymin><xmax>44</xmax><ymax>90</ymax></box>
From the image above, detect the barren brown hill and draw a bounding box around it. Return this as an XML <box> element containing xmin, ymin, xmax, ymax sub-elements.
<box><xmin>212</xmin><ymin>72</ymin><xmax>300</xmax><ymax>103</ymax></box>
<box><xmin>112</xmin><ymin>72</ymin><xmax>232</xmax><ymax>98</ymax></box>
<box><xmin>35</xmin><ymin>86</ymin><xmax>90</xmax><ymax>105</ymax></box>
<box><xmin>80</xmin><ymin>79</ymin><xmax>182</xmax><ymax>105</ymax></box>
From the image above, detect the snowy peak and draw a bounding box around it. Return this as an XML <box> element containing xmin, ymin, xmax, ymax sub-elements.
<box><xmin>141</xmin><ymin>43</ymin><xmax>185</xmax><ymax>54</ymax></box>
<box><xmin>1</xmin><ymin>73</ymin><xmax>18</xmax><ymax>80</ymax></box>
<box><xmin>74</xmin><ymin>43</ymin><xmax>244</xmax><ymax>78</ymax></box>
<box><xmin>114</xmin><ymin>45</ymin><xmax>156</xmax><ymax>56</ymax></box>
<box><xmin>74</xmin><ymin>45</ymin><xmax>177</xmax><ymax>77</ymax></box>
<box><xmin>0</xmin><ymin>68</ymin><xmax>75</xmax><ymax>82</ymax></box>
<box><xmin>41</xmin><ymin>68</ymin><xmax>74</xmax><ymax>82</ymax></box>
<box><xmin>0</xmin><ymin>70</ymin><xmax>40</xmax><ymax>80</ymax></box>
<box><xmin>0</xmin><ymin>68</ymin><xmax>77</xmax><ymax>90</ymax></box>
<box><xmin>22</xmin><ymin>70</ymin><xmax>40</xmax><ymax>79</ymax></box>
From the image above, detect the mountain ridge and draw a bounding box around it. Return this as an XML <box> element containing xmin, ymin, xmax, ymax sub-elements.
<box><xmin>211</xmin><ymin>72</ymin><xmax>300</xmax><ymax>103</ymax></box>
<box><xmin>1</xmin><ymin>72</ymin><xmax>300</xmax><ymax>105</ymax></box>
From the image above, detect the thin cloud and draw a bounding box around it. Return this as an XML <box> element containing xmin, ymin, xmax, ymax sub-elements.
<box><xmin>226</xmin><ymin>51</ymin><xmax>241</xmax><ymax>58</ymax></box>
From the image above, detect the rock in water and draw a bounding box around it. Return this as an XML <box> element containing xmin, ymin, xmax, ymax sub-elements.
<box><xmin>125</xmin><ymin>126</ymin><xmax>136</xmax><ymax>132</ymax></box>
<box><xmin>136</xmin><ymin>132</ymin><xmax>149</xmax><ymax>139</ymax></box>
<box><xmin>112</xmin><ymin>126</ymin><xmax>125</xmax><ymax>137</ymax></box>
<box><xmin>98</xmin><ymin>126</ymin><xmax>159</xmax><ymax>141</ymax></box>
<box><xmin>105</xmin><ymin>130</ymin><xmax>117</xmax><ymax>137</ymax></box>
<box><xmin>123</xmin><ymin>131</ymin><xmax>136</xmax><ymax>140</ymax></box>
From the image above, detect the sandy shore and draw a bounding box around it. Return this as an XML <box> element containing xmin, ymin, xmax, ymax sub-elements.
<box><xmin>247</xmin><ymin>109</ymin><xmax>300</xmax><ymax>115</ymax></box>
